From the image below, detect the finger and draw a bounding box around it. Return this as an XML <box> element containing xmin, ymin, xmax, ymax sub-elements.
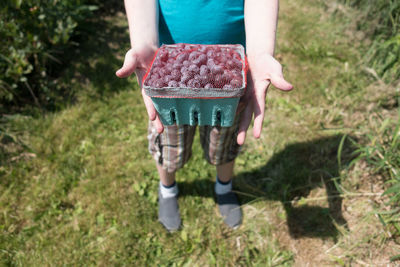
<box><xmin>252</xmin><ymin>81</ymin><xmax>269</xmax><ymax>139</ymax></box>
<box><xmin>236</xmin><ymin>98</ymin><xmax>247</xmax><ymax>114</ymax></box>
<box><xmin>115</xmin><ymin>50</ymin><xmax>138</xmax><ymax>78</ymax></box>
<box><xmin>142</xmin><ymin>89</ymin><xmax>157</xmax><ymax>121</ymax></box>
<box><xmin>153</xmin><ymin>115</ymin><xmax>164</xmax><ymax>133</ymax></box>
<box><xmin>270</xmin><ymin>73</ymin><xmax>293</xmax><ymax>91</ymax></box>
<box><xmin>142</xmin><ymin>87</ymin><xmax>163</xmax><ymax>133</ymax></box>
<box><xmin>136</xmin><ymin>69</ymin><xmax>147</xmax><ymax>89</ymax></box>
<box><xmin>237</xmin><ymin>101</ymin><xmax>253</xmax><ymax>145</ymax></box>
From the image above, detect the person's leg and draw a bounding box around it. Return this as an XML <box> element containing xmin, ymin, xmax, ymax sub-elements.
<box><xmin>157</xmin><ymin>163</ymin><xmax>176</xmax><ymax>187</ymax></box>
<box><xmin>156</xmin><ymin>163</ymin><xmax>180</xmax><ymax>232</ymax></box>
<box><xmin>215</xmin><ymin>160</ymin><xmax>241</xmax><ymax>229</ymax></box>
<box><xmin>148</xmin><ymin>122</ymin><xmax>196</xmax><ymax>231</ymax></box>
<box><xmin>215</xmin><ymin>160</ymin><xmax>234</xmax><ymax>195</ymax></box>
<box><xmin>157</xmin><ymin>163</ymin><xmax>178</xmax><ymax>198</ymax></box>
<box><xmin>200</xmin><ymin>115</ymin><xmax>243</xmax><ymax>228</ymax></box>
<box><xmin>216</xmin><ymin>160</ymin><xmax>234</xmax><ymax>183</ymax></box>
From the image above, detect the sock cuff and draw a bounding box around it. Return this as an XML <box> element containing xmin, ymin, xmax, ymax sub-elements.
<box><xmin>215</xmin><ymin>176</ymin><xmax>232</xmax><ymax>195</ymax></box>
<box><xmin>159</xmin><ymin>181</ymin><xmax>178</xmax><ymax>198</ymax></box>
<box><xmin>216</xmin><ymin>176</ymin><xmax>232</xmax><ymax>185</ymax></box>
<box><xmin>161</xmin><ymin>181</ymin><xmax>176</xmax><ymax>189</ymax></box>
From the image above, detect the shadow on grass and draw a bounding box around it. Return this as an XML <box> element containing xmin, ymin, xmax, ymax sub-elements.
<box><xmin>179</xmin><ymin>134</ymin><xmax>356</xmax><ymax>241</ymax></box>
<box><xmin>63</xmin><ymin>13</ymin><xmax>132</xmax><ymax>101</ymax></box>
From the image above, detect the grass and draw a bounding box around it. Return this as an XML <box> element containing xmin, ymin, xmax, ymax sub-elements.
<box><xmin>1</xmin><ymin>0</ymin><xmax>399</xmax><ymax>265</ymax></box>
<box><xmin>337</xmin><ymin>0</ymin><xmax>400</xmax><ymax>82</ymax></box>
<box><xmin>351</xmin><ymin>110</ymin><xmax>400</xmax><ymax>240</ymax></box>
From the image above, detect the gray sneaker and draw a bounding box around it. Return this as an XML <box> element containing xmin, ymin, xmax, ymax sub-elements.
<box><xmin>216</xmin><ymin>191</ymin><xmax>242</xmax><ymax>229</ymax></box>
<box><xmin>158</xmin><ymin>189</ymin><xmax>181</xmax><ymax>232</ymax></box>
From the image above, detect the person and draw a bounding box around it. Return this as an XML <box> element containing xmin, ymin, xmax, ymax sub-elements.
<box><xmin>116</xmin><ymin>0</ymin><xmax>293</xmax><ymax>231</ymax></box>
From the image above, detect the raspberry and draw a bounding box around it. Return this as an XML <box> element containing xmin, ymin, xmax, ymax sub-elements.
<box><xmin>165</xmin><ymin>64</ymin><xmax>173</xmax><ymax>73</ymax></box>
<box><xmin>180</xmin><ymin>66</ymin><xmax>188</xmax><ymax>74</ymax></box>
<box><xmin>213</xmin><ymin>74</ymin><xmax>224</xmax><ymax>88</ymax></box>
<box><xmin>226</xmin><ymin>60</ymin><xmax>235</xmax><ymax>69</ymax></box>
<box><xmin>211</xmin><ymin>46</ymin><xmax>221</xmax><ymax>53</ymax></box>
<box><xmin>193</xmin><ymin>54</ymin><xmax>207</xmax><ymax>66</ymax></box>
<box><xmin>159</xmin><ymin>49</ymin><xmax>169</xmax><ymax>62</ymax></box>
<box><xmin>188</xmin><ymin>79</ymin><xmax>201</xmax><ymax>88</ymax></box>
<box><xmin>159</xmin><ymin>68</ymin><xmax>170</xmax><ymax>76</ymax></box>
<box><xmin>207</xmin><ymin>50</ymin><xmax>216</xmax><ymax>59</ymax></box>
<box><xmin>232</xmin><ymin>59</ymin><xmax>242</xmax><ymax>70</ymax></box>
<box><xmin>152</xmin><ymin>60</ymin><xmax>163</xmax><ymax>68</ymax></box>
<box><xmin>169</xmin><ymin>50</ymin><xmax>179</xmax><ymax>58</ymax></box>
<box><xmin>189</xmin><ymin>51</ymin><xmax>200</xmax><ymax>61</ymax></box>
<box><xmin>150</xmin><ymin>72</ymin><xmax>160</xmax><ymax>80</ymax></box>
<box><xmin>221</xmin><ymin>73</ymin><xmax>231</xmax><ymax>84</ymax></box>
<box><xmin>176</xmin><ymin>53</ymin><xmax>188</xmax><ymax>63</ymax></box>
<box><xmin>207</xmin><ymin>59</ymin><xmax>216</xmax><ymax>68</ymax></box>
<box><xmin>232</xmin><ymin>74</ymin><xmax>242</xmax><ymax>82</ymax></box>
<box><xmin>168</xmin><ymin>80</ymin><xmax>179</xmax><ymax>87</ymax></box>
<box><xmin>230</xmin><ymin>78</ymin><xmax>242</xmax><ymax>88</ymax></box>
<box><xmin>200</xmin><ymin>65</ymin><xmax>209</xmax><ymax>76</ymax></box>
<box><xmin>198</xmin><ymin>45</ymin><xmax>207</xmax><ymax>53</ymax></box>
<box><xmin>223</xmin><ymin>70</ymin><xmax>233</xmax><ymax>80</ymax></box>
<box><xmin>170</xmin><ymin>69</ymin><xmax>181</xmax><ymax>80</ymax></box>
<box><xmin>211</xmin><ymin>65</ymin><xmax>223</xmax><ymax>75</ymax></box>
<box><xmin>181</xmin><ymin>73</ymin><xmax>191</xmax><ymax>83</ymax></box>
<box><xmin>177</xmin><ymin>43</ymin><xmax>186</xmax><ymax>50</ymax></box>
<box><xmin>193</xmin><ymin>80</ymin><xmax>201</xmax><ymax>88</ymax></box>
<box><xmin>145</xmin><ymin>44</ymin><xmax>244</xmax><ymax>91</ymax></box>
<box><xmin>151</xmin><ymin>67</ymin><xmax>161</xmax><ymax>74</ymax></box>
<box><xmin>199</xmin><ymin>74</ymin><xmax>209</xmax><ymax>85</ymax></box>
<box><xmin>188</xmin><ymin>64</ymin><xmax>200</xmax><ymax>73</ymax></box>
<box><xmin>154</xmin><ymin>79</ymin><xmax>166</xmax><ymax>88</ymax></box>
<box><xmin>218</xmin><ymin>54</ymin><xmax>228</xmax><ymax>63</ymax></box>
<box><xmin>173</xmin><ymin>63</ymin><xmax>183</xmax><ymax>70</ymax></box>
<box><xmin>187</xmin><ymin>79</ymin><xmax>194</xmax><ymax>87</ymax></box>
<box><xmin>231</xmin><ymin>51</ymin><xmax>242</xmax><ymax>60</ymax></box>
<box><xmin>163</xmin><ymin>75</ymin><xmax>172</xmax><ymax>84</ymax></box>
<box><xmin>144</xmin><ymin>78</ymin><xmax>151</xmax><ymax>86</ymax></box>
<box><xmin>231</xmin><ymin>69</ymin><xmax>241</xmax><ymax>77</ymax></box>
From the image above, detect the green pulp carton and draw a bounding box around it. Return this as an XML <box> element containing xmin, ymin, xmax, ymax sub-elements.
<box><xmin>143</xmin><ymin>44</ymin><xmax>247</xmax><ymax>127</ymax></box>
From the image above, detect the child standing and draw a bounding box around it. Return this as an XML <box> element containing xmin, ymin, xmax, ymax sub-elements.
<box><xmin>116</xmin><ymin>0</ymin><xmax>293</xmax><ymax>231</ymax></box>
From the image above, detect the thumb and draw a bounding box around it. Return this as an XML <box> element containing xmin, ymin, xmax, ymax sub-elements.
<box><xmin>270</xmin><ymin>74</ymin><xmax>293</xmax><ymax>91</ymax></box>
<box><xmin>116</xmin><ymin>50</ymin><xmax>138</xmax><ymax>78</ymax></box>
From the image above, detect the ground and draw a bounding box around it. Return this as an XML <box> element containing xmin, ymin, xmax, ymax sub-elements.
<box><xmin>0</xmin><ymin>0</ymin><xmax>399</xmax><ymax>266</ymax></box>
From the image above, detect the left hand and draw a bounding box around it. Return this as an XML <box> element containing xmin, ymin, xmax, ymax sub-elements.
<box><xmin>236</xmin><ymin>52</ymin><xmax>293</xmax><ymax>145</ymax></box>
<box><xmin>116</xmin><ymin>45</ymin><xmax>165</xmax><ymax>134</ymax></box>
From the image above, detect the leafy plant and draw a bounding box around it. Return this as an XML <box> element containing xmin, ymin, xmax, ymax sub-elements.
<box><xmin>0</xmin><ymin>0</ymin><xmax>98</xmax><ymax>109</ymax></box>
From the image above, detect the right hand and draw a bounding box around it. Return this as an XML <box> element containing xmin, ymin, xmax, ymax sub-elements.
<box><xmin>236</xmin><ymin>53</ymin><xmax>293</xmax><ymax>145</ymax></box>
<box><xmin>115</xmin><ymin>45</ymin><xmax>164</xmax><ymax>133</ymax></box>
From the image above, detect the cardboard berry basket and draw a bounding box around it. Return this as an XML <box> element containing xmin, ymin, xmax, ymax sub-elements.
<box><xmin>143</xmin><ymin>43</ymin><xmax>247</xmax><ymax>127</ymax></box>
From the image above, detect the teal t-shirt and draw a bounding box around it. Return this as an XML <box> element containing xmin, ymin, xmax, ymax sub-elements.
<box><xmin>158</xmin><ymin>0</ymin><xmax>245</xmax><ymax>47</ymax></box>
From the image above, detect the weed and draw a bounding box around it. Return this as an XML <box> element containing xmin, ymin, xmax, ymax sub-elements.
<box><xmin>339</xmin><ymin>0</ymin><xmax>400</xmax><ymax>82</ymax></box>
<box><xmin>351</xmin><ymin>109</ymin><xmax>400</xmax><ymax>239</ymax></box>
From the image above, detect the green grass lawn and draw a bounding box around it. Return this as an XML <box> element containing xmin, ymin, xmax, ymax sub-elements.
<box><xmin>1</xmin><ymin>0</ymin><xmax>399</xmax><ymax>266</ymax></box>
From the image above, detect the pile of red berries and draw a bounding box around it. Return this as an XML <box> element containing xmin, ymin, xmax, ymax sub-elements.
<box><xmin>144</xmin><ymin>44</ymin><xmax>244</xmax><ymax>89</ymax></box>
